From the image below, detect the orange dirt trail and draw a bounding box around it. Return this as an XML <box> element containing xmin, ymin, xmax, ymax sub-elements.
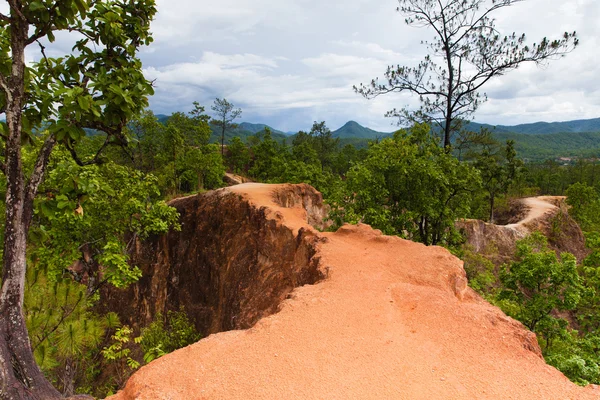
<box><xmin>110</xmin><ymin>185</ymin><xmax>597</xmax><ymax>400</ymax></box>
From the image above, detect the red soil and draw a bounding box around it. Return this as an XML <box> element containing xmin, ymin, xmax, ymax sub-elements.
<box><xmin>109</xmin><ymin>184</ymin><xmax>598</xmax><ymax>400</ymax></box>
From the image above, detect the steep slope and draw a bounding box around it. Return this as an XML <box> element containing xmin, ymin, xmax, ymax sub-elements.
<box><xmin>109</xmin><ymin>184</ymin><xmax>597</xmax><ymax>400</ymax></box>
<box><xmin>100</xmin><ymin>184</ymin><xmax>327</xmax><ymax>336</ymax></box>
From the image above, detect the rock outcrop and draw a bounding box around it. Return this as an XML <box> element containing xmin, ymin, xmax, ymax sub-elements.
<box><xmin>458</xmin><ymin>196</ymin><xmax>588</xmax><ymax>265</ymax></box>
<box><xmin>108</xmin><ymin>185</ymin><xmax>597</xmax><ymax>399</ymax></box>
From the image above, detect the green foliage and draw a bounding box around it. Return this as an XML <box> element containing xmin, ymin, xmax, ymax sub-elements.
<box><xmin>566</xmin><ymin>182</ymin><xmax>600</xmax><ymax>231</ymax></box>
<box><xmin>470</xmin><ymin>137</ymin><xmax>523</xmax><ymax>222</ymax></box>
<box><xmin>498</xmin><ymin>233</ymin><xmax>583</xmax><ymax>338</ymax></box>
<box><xmin>31</xmin><ymin>149</ymin><xmax>179</xmax><ymax>287</ymax></box>
<box><xmin>126</xmin><ymin>107</ymin><xmax>225</xmax><ymax>195</ymax></box>
<box><xmin>544</xmin><ymin>333</ymin><xmax>600</xmax><ymax>386</ymax></box>
<box><xmin>15</xmin><ymin>0</ymin><xmax>158</xmax><ymax>145</ymax></box>
<box><xmin>494</xmin><ymin>131</ymin><xmax>600</xmax><ymax>162</ymax></box>
<box><xmin>330</xmin><ymin>123</ymin><xmax>480</xmax><ymax>246</ymax></box>
<box><xmin>227</xmin><ymin>136</ymin><xmax>251</xmax><ymax>173</ymax></box>
<box><xmin>460</xmin><ymin>246</ymin><xmax>497</xmax><ymax>294</ymax></box>
<box><xmin>102</xmin><ymin>326</ymin><xmax>141</xmax><ymax>386</ymax></box>
<box><xmin>139</xmin><ymin>309</ymin><xmax>201</xmax><ymax>363</ymax></box>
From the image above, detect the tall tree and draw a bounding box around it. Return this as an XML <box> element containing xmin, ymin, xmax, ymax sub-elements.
<box><xmin>355</xmin><ymin>0</ymin><xmax>578</xmax><ymax>150</ymax></box>
<box><xmin>0</xmin><ymin>0</ymin><xmax>156</xmax><ymax>398</ymax></box>
<box><xmin>473</xmin><ymin>138</ymin><xmax>521</xmax><ymax>223</ymax></box>
<box><xmin>211</xmin><ymin>98</ymin><xmax>242</xmax><ymax>156</ymax></box>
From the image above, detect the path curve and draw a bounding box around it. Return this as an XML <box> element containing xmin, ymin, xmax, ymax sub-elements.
<box><xmin>505</xmin><ymin>196</ymin><xmax>565</xmax><ymax>229</ymax></box>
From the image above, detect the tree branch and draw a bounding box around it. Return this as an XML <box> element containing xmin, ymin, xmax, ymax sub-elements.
<box><xmin>25</xmin><ymin>134</ymin><xmax>57</xmax><ymax>207</ymax></box>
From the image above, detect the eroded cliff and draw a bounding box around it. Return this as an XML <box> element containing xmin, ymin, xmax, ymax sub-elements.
<box><xmin>108</xmin><ymin>184</ymin><xmax>597</xmax><ymax>399</ymax></box>
<box><xmin>101</xmin><ymin>183</ymin><xmax>327</xmax><ymax>337</ymax></box>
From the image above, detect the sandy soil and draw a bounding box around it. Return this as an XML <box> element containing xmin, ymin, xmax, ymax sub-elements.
<box><xmin>505</xmin><ymin>196</ymin><xmax>565</xmax><ymax>228</ymax></box>
<box><xmin>109</xmin><ymin>186</ymin><xmax>596</xmax><ymax>400</ymax></box>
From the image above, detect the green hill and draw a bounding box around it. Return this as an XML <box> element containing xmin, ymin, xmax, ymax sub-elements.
<box><xmin>464</xmin><ymin>118</ymin><xmax>600</xmax><ymax>135</ymax></box>
<box><xmin>238</xmin><ymin>122</ymin><xmax>287</xmax><ymax>136</ymax></box>
<box><xmin>494</xmin><ymin>131</ymin><xmax>600</xmax><ymax>161</ymax></box>
<box><xmin>332</xmin><ymin>121</ymin><xmax>391</xmax><ymax>139</ymax></box>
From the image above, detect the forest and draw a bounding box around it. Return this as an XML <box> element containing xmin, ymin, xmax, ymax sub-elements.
<box><xmin>0</xmin><ymin>0</ymin><xmax>597</xmax><ymax>398</ymax></box>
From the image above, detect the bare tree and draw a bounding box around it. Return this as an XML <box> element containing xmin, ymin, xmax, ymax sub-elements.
<box><xmin>211</xmin><ymin>98</ymin><xmax>242</xmax><ymax>156</ymax></box>
<box><xmin>355</xmin><ymin>0</ymin><xmax>578</xmax><ymax>150</ymax></box>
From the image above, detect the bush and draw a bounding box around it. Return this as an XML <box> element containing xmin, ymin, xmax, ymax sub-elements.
<box><xmin>139</xmin><ymin>308</ymin><xmax>201</xmax><ymax>363</ymax></box>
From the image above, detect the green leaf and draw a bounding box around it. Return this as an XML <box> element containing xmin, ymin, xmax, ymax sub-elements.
<box><xmin>29</xmin><ymin>1</ymin><xmax>45</xmax><ymax>12</ymax></box>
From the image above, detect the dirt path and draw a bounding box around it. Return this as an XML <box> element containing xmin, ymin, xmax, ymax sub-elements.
<box><xmin>505</xmin><ymin>196</ymin><xmax>565</xmax><ymax>229</ymax></box>
<box><xmin>110</xmin><ymin>186</ymin><xmax>595</xmax><ymax>400</ymax></box>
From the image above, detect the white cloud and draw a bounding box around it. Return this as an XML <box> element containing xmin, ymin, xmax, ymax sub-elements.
<box><xmin>140</xmin><ymin>0</ymin><xmax>600</xmax><ymax>130</ymax></box>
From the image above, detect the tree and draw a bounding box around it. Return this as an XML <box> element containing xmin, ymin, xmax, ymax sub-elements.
<box><xmin>331</xmin><ymin>123</ymin><xmax>480</xmax><ymax>245</ymax></box>
<box><xmin>0</xmin><ymin>1</ymin><xmax>156</xmax><ymax>398</ymax></box>
<box><xmin>355</xmin><ymin>0</ymin><xmax>578</xmax><ymax>149</ymax></box>
<box><xmin>473</xmin><ymin>138</ymin><xmax>521</xmax><ymax>223</ymax></box>
<box><xmin>566</xmin><ymin>182</ymin><xmax>600</xmax><ymax>231</ymax></box>
<box><xmin>227</xmin><ymin>136</ymin><xmax>251</xmax><ymax>174</ymax></box>
<box><xmin>211</xmin><ymin>98</ymin><xmax>242</xmax><ymax>156</ymax></box>
<box><xmin>498</xmin><ymin>233</ymin><xmax>583</xmax><ymax>341</ymax></box>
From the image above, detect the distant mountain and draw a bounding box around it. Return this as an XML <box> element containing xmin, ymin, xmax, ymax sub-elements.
<box><xmin>464</xmin><ymin>118</ymin><xmax>600</xmax><ymax>135</ymax></box>
<box><xmin>154</xmin><ymin>114</ymin><xmax>287</xmax><ymax>143</ymax></box>
<box><xmin>209</xmin><ymin>123</ymin><xmax>288</xmax><ymax>144</ymax></box>
<box><xmin>238</xmin><ymin>122</ymin><xmax>286</xmax><ymax>136</ymax></box>
<box><xmin>332</xmin><ymin>121</ymin><xmax>391</xmax><ymax>139</ymax></box>
<box><xmin>156</xmin><ymin>114</ymin><xmax>170</xmax><ymax>124</ymax></box>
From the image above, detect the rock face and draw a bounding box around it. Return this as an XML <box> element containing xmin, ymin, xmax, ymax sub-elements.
<box><xmin>458</xmin><ymin>196</ymin><xmax>588</xmax><ymax>265</ymax></box>
<box><xmin>108</xmin><ymin>185</ymin><xmax>597</xmax><ymax>400</ymax></box>
<box><xmin>101</xmin><ymin>183</ymin><xmax>327</xmax><ymax>336</ymax></box>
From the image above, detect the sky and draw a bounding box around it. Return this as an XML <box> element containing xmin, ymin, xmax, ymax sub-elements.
<box><xmin>136</xmin><ymin>0</ymin><xmax>600</xmax><ymax>132</ymax></box>
<box><xmin>8</xmin><ymin>0</ymin><xmax>600</xmax><ymax>132</ymax></box>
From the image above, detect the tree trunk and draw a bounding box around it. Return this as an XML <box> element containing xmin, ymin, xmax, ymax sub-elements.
<box><xmin>0</xmin><ymin>112</ymin><xmax>61</xmax><ymax>399</ymax></box>
<box><xmin>62</xmin><ymin>359</ymin><xmax>76</xmax><ymax>398</ymax></box>
<box><xmin>489</xmin><ymin>191</ymin><xmax>495</xmax><ymax>224</ymax></box>
<box><xmin>221</xmin><ymin>122</ymin><xmax>226</xmax><ymax>157</ymax></box>
<box><xmin>0</xmin><ymin>7</ymin><xmax>61</xmax><ymax>398</ymax></box>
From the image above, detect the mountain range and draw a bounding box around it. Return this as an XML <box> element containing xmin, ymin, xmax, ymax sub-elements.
<box><xmin>155</xmin><ymin>114</ymin><xmax>600</xmax><ymax>160</ymax></box>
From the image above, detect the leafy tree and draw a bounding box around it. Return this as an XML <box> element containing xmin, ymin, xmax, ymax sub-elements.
<box><xmin>248</xmin><ymin>128</ymin><xmax>287</xmax><ymax>181</ymax></box>
<box><xmin>0</xmin><ymin>0</ymin><xmax>157</xmax><ymax>397</ymax></box>
<box><xmin>307</xmin><ymin>121</ymin><xmax>339</xmax><ymax>171</ymax></box>
<box><xmin>211</xmin><ymin>98</ymin><xmax>242</xmax><ymax>156</ymax></box>
<box><xmin>498</xmin><ymin>233</ymin><xmax>583</xmax><ymax>343</ymax></box>
<box><xmin>227</xmin><ymin>136</ymin><xmax>251</xmax><ymax>174</ymax></box>
<box><xmin>33</xmin><ymin>151</ymin><xmax>180</xmax><ymax>291</ymax></box>
<box><xmin>473</xmin><ymin>139</ymin><xmax>522</xmax><ymax>222</ymax></box>
<box><xmin>126</xmin><ymin>107</ymin><xmax>224</xmax><ymax>194</ymax></box>
<box><xmin>331</xmin><ymin>123</ymin><xmax>480</xmax><ymax>245</ymax></box>
<box><xmin>355</xmin><ymin>0</ymin><xmax>578</xmax><ymax>149</ymax></box>
<box><xmin>566</xmin><ymin>182</ymin><xmax>600</xmax><ymax>231</ymax></box>
<box><xmin>101</xmin><ymin>326</ymin><xmax>140</xmax><ymax>389</ymax></box>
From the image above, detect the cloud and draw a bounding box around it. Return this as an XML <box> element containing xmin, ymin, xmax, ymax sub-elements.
<box><xmin>9</xmin><ymin>0</ymin><xmax>595</xmax><ymax>130</ymax></box>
